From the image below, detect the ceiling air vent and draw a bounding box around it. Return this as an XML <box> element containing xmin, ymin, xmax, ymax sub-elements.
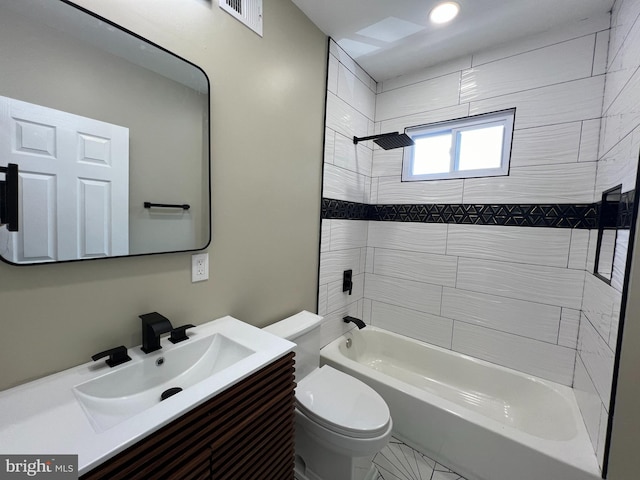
<box><xmin>219</xmin><ymin>0</ymin><xmax>263</xmax><ymax>37</ymax></box>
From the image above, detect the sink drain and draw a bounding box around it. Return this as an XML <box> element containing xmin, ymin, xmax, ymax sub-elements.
<box><xmin>161</xmin><ymin>387</ymin><xmax>183</xmax><ymax>401</ymax></box>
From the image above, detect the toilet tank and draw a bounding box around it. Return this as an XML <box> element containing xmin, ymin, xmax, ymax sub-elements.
<box><xmin>263</xmin><ymin>311</ymin><xmax>322</xmax><ymax>381</ymax></box>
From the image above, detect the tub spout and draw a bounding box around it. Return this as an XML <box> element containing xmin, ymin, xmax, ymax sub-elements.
<box><xmin>343</xmin><ymin>316</ymin><xmax>366</xmax><ymax>329</ymax></box>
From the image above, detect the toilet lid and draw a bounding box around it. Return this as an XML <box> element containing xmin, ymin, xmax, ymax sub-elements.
<box><xmin>296</xmin><ymin>365</ymin><xmax>390</xmax><ymax>439</ymax></box>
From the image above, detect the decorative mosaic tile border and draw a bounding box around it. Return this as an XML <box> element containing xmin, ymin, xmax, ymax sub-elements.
<box><xmin>321</xmin><ymin>190</ymin><xmax>636</xmax><ymax>229</ymax></box>
<box><xmin>373</xmin><ymin>437</ymin><xmax>467</xmax><ymax>480</ymax></box>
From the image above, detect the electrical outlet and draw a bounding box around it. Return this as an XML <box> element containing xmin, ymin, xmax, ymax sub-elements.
<box><xmin>191</xmin><ymin>253</ymin><xmax>209</xmax><ymax>282</ymax></box>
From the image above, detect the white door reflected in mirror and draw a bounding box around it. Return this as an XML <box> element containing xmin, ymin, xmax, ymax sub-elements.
<box><xmin>0</xmin><ymin>95</ymin><xmax>129</xmax><ymax>263</ymax></box>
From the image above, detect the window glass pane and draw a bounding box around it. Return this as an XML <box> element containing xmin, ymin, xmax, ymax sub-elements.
<box><xmin>457</xmin><ymin>124</ymin><xmax>504</xmax><ymax>171</ymax></box>
<box><xmin>412</xmin><ymin>132</ymin><xmax>451</xmax><ymax>175</ymax></box>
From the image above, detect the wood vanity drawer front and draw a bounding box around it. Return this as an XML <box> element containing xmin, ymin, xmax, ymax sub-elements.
<box><xmin>81</xmin><ymin>352</ymin><xmax>295</xmax><ymax>480</ymax></box>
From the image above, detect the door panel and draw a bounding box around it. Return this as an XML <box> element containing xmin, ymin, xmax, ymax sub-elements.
<box><xmin>0</xmin><ymin>95</ymin><xmax>129</xmax><ymax>263</ymax></box>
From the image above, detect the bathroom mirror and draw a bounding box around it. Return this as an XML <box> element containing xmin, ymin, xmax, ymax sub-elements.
<box><xmin>0</xmin><ymin>0</ymin><xmax>210</xmax><ymax>264</ymax></box>
<box><xmin>594</xmin><ymin>185</ymin><xmax>622</xmax><ymax>283</ymax></box>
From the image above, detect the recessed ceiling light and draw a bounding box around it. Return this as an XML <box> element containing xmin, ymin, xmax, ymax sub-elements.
<box><xmin>429</xmin><ymin>2</ymin><xmax>460</xmax><ymax>24</ymax></box>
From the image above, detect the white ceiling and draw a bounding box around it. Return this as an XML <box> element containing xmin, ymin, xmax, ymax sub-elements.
<box><xmin>291</xmin><ymin>0</ymin><xmax>615</xmax><ymax>82</ymax></box>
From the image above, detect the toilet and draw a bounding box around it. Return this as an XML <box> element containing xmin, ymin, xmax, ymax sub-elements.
<box><xmin>264</xmin><ymin>311</ymin><xmax>392</xmax><ymax>480</ymax></box>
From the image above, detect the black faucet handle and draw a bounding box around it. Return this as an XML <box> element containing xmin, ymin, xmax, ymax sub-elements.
<box><xmin>343</xmin><ymin>269</ymin><xmax>353</xmax><ymax>295</ymax></box>
<box><xmin>92</xmin><ymin>345</ymin><xmax>131</xmax><ymax>367</ymax></box>
<box><xmin>169</xmin><ymin>324</ymin><xmax>195</xmax><ymax>344</ymax></box>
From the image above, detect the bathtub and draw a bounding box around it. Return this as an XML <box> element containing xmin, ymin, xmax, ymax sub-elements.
<box><xmin>321</xmin><ymin>326</ymin><xmax>601</xmax><ymax>480</ymax></box>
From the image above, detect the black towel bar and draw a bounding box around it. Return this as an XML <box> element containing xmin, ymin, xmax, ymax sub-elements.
<box><xmin>144</xmin><ymin>202</ymin><xmax>190</xmax><ymax>210</ymax></box>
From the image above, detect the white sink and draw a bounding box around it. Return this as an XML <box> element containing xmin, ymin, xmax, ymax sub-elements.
<box><xmin>73</xmin><ymin>333</ymin><xmax>254</xmax><ymax>432</ymax></box>
<box><xmin>0</xmin><ymin>315</ymin><xmax>294</xmax><ymax>474</ymax></box>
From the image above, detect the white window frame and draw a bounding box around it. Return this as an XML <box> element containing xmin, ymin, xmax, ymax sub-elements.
<box><xmin>402</xmin><ymin>109</ymin><xmax>515</xmax><ymax>181</ymax></box>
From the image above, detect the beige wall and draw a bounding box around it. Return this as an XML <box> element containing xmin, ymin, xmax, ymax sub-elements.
<box><xmin>0</xmin><ymin>0</ymin><xmax>326</xmax><ymax>390</ymax></box>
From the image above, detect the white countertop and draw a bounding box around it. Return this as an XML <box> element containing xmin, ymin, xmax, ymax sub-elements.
<box><xmin>0</xmin><ymin>316</ymin><xmax>294</xmax><ymax>475</ymax></box>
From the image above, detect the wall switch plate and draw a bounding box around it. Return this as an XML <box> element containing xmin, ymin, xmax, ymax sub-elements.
<box><xmin>191</xmin><ymin>253</ymin><xmax>209</xmax><ymax>282</ymax></box>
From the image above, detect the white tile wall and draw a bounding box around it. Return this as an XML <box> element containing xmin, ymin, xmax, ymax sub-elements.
<box><xmin>460</xmin><ymin>36</ymin><xmax>595</xmax><ymax>104</ymax></box>
<box><xmin>456</xmin><ymin>258</ymin><xmax>585</xmax><ymax>309</ymax></box>
<box><xmin>320</xmin><ymin>219</ymin><xmax>331</xmax><ymax>253</ymax></box>
<box><xmin>596</xmin><ymin>131</ymin><xmax>638</xmax><ymax>193</ymax></box>
<box><xmin>446</xmin><ymin>225</ymin><xmax>571</xmax><ymax>267</ymax></box>
<box><xmin>469</xmin><ymin>76</ymin><xmax>605</xmax><ymax>130</ymax></box>
<box><xmin>323</xmin><ymin>163</ymin><xmax>368</xmax><ymax>203</ymax></box>
<box><xmin>578</xmin><ymin>314</ymin><xmax>615</xmax><ymax>408</ymax></box>
<box><xmin>333</xmin><ymin>133</ymin><xmax>373</xmax><ymax>177</ymax></box>
<box><xmin>327</xmin><ymin>273</ymin><xmax>364</xmax><ymax>313</ymax></box>
<box><xmin>371</xmin><ymin>148</ymin><xmax>403</xmax><ymax>177</ymax></box>
<box><xmin>596</xmin><ymin>405</ymin><xmax>608</xmax><ymax>466</ymax></box>
<box><xmin>319</xmin><ymin>248</ymin><xmax>363</xmax><ymax>285</ymax></box>
<box><xmin>461</xmin><ymin>162</ymin><xmax>597</xmax><ymax>204</ymax></box>
<box><xmin>568</xmin><ymin>229</ymin><xmax>591</xmax><ymax>270</ymax></box>
<box><xmin>327</xmin><ymin>54</ymin><xmax>339</xmax><ymax>95</ymax></box>
<box><xmin>579</xmin><ymin>119</ymin><xmax>603</xmax><ymax>163</ymax></box>
<box><xmin>326</xmin><ymin>92</ymin><xmax>372</xmax><ymax>140</ymax></box>
<box><xmin>574</xmin><ymin>356</ymin><xmax>605</xmax><ymax>450</ymax></box>
<box><xmin>609</xmin><ymin>0</ymin><xmax>640</xmax><ymax>66</ymax></box>
<box><xmin>373</xmin><ymin>248</ymin><xmax>458</xmax><ymax>287</ymax></box>
<box><xmin>318</xmin><ymin>283</ymin><xmax>328</xmax><ymax>316</ymax></box>
<box><xmin>365</xmin><ymin>273</ymin><xmax>442</xmax><ymax>315</ymax></box>
<box><xmin>601</xmin><ymin>70</ymin><xmax>640</xmax><ymax>156</ymax></box>
<box><xmin>324</xmin><ymin>127</ymin><xmax>335</xmax><ymax>164</ymax></box>
<box><xmin>376</xmin><ymin>72</ymin><xmax>461</xmax><ymax>121</ymax></box>
<box><xmin>378</xmin><ymin>104</ymin><xmax>470</xmax><ymax>137</ymax></box>
<box><xmin>329</xmin><ymin>40</ymin><xmax>377</xmax><ymax>92</ymax></box>
<box><xmin>603</xmin><ymin>11</ymin><xmax>640</xmax><ymax>113</ymax></box>
<box><xmin>376</xmin><ymin>175</ymin><xmax>464</xmax><ymax>204</ymax></box>
<box><xmin>582</xmin><ymin>273</ymin><xmax>621</xmax><ymax>342</ymax></box>
<box><xmin>471</xmin><ymin>14</ymin><xmax>610</xmax><ymax>67</ymax></box>
<box><xmin>368</xmin><ymin>222</ymin><xmax>447</xmax><ymax>254</ymax></box>
<box><xmin>451</xmin><ymin>321</ymin><xmax>576</xmax><ymax>386</ymax></box>
<box><xmin>559</xmin><ymin>308</ymin><xmax>581</xmax><ymax>349</ymax></box>
<box><xmin>611</xmin><ymin>229</ymin><xmax>630</xmax><ymax>292</ymax></box>
<box><xmin>337</xmin><ymin>63</ymin><xmax>376</xmax><ymax>120</ymax></box>
<box><xmin>328</xmin><ymin>219</ymin><xmax>368</xmax><ymax>251</ymax></box>
<box><xmin>320</xmin><ymin>42</ymin><xmax>377</xmax><ymax>349</ymax></box>
<box><xmin>609</xmin><ymin>294</ymin><xmax>622</xmax><ymax>350</ymax></box>
<box><xmin>510</xmin><ymin>122</ymin><xmax>582</xmax><ymax>167</ymax></box>
<box><xmin>364</xmin><ymin>246</ymin><xmax>375</xmax><ymax>273</ymax></box>
<box><xmin>380</xmin><ymin>56</ymin><xmax>472</xmax><ymax>93</ymax></box>
<box><xmin>572</xmin><ymin>0</ymin><xmax>640</xmax><ymax>463</ymax></box>
<box><xmin>441</xmin><ymin>288</ymin><xmax>561</xmax><ymax>343</ymax></box>
<box><xmin>370</xmin><ymin>301</ymin><xmax>453</xmax><ymax>349</ymax></box>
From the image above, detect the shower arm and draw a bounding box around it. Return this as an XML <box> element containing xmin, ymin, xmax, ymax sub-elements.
<box><xmin>353</xmin><ymin>132</ymin><xmax>400</xmax><ymax>144</ymax></box>
<box><xmin>353</xmin><ymin>131</ymin><xmax>415</xmax><ymax>150</ymax></box>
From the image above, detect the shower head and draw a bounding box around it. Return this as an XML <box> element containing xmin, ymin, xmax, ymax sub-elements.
<box><xmin>353</xmin><ymin>132</ymin><xmax>415</xmax><ymax>150</ymax></box>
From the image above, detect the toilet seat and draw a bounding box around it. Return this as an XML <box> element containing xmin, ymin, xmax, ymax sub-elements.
<box><xmin>296</xmin><ymin>365</ymin><xmax>390</xmax><ymax>439</ymax></box>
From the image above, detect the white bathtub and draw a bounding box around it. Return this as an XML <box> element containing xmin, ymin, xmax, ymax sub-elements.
<box><xmin>321</xmin><ymin>326</ymin><xmax>601</xmax><ymax>480</ymax></box>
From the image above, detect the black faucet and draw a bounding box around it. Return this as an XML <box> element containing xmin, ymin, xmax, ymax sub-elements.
<box><xmin>343</xmin><ymin>316</ymin><xmax>366</xmax><ymax>329</ymax></box>
<box><xmin>140</xmin><ymin>312</ymin><xmax>174</xmax><ymax>353</ymax></box>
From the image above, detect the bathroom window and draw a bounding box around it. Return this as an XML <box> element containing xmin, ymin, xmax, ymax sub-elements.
<box><xmin>402</xmin><ymin>109</ymin><xmax>515</xmax><ymax>181</ymax></box>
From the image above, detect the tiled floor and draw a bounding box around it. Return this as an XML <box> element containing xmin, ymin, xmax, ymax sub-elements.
<box><xmin>373</xmin><ymin>437</ymin><xmax>468</xmax><ymax>480</ymax></box>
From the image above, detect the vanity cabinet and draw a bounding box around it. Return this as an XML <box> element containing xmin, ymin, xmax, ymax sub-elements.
<box><xmin>80</xmin><ymin>353</ymin><xmax>295</xmax><ymax>479</ymax></box>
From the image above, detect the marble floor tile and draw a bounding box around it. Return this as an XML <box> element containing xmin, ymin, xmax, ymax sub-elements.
<box><xmin>373</xmin><ymin>437</ymin><xmax>468</xmax><ymax>480</ymax></box>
